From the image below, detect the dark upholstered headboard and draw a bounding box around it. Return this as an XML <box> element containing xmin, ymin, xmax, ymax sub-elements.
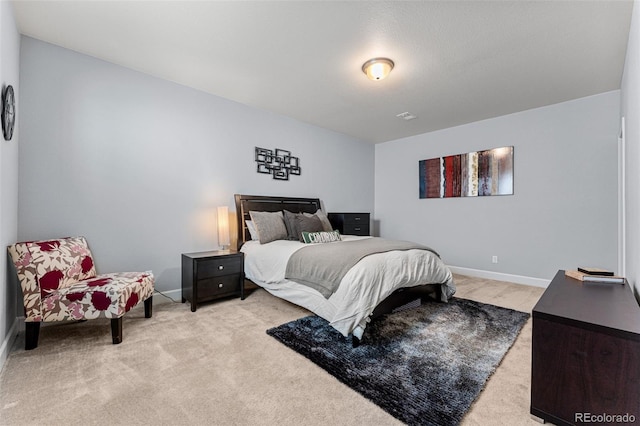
<box><xmin>234</xmin><ymin>194</ymin><xmax>322</xmax><ymax>249</ymax></box>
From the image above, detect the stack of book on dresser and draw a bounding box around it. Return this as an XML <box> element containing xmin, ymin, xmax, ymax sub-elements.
<box><xmin>565</xmin><ymin>267</ymin><xmax>625</xmax><ymax>284</ymax></box>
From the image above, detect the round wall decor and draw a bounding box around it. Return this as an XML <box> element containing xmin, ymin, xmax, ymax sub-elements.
<box><xmin>2</xmin><ymin>85</ymin><xmax>15</xmax><ymax>141</ymax></box>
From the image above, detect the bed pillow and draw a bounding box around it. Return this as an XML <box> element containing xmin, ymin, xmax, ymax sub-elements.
<box><xmin>314</xmin><ymin>210</ymin><xmax>334</xmax><ymax>232</ymax></box>
<box><xmin>249</xmin><ymin>211</ymin><xmax>288</xmax><ymax>244</ymax></box>
<box><xmin>283</xmin><ymin>210</ymin><xmax>302</xmax><ymax>240</ymax></box>
<box><xmin>302</xmin><ymin>210</ymin><xmax>333</xmax><ymax>232</ymax></box>
<box><xmin>245</xmin><ymin>220</ymin><xmax>259</xmax><ymax>240</ymax></box>
<box><xmin>295</xmin><ymin>214</ymin><xmax>324</xmax><ymax>241</ymax></box>
<box><xmin>301</xmin><ymin>230</ymin><xmax>342</xmax><ymax>244</ymax></box>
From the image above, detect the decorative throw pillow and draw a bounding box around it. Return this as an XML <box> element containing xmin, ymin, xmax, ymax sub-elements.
<box><xmin>249</xmin><ymin>211</ymin><xmax>287</xmax><ymax>244</ymax></box>
<box><xmin>303</xmin><ymin>210</ymin><xmax>333</xmax><ymax>232</ymax></box>
<box><xmin>295</xmin><ymin>214</ymin><xmax>324</xmax><ymax>241</ymax></box>
<box><xmin>313</xmin><ymin>210</ymin><xmax>334</xmax><ymax>232</ymax></box>
<box><xmin>301</xmin><ymin>230</ymin><xmax>342</xmax><ymax>244</ymax></box>
<box><xmin>283</xmin><ymin>210</ymin><xmax>302</xmax><ymax>240</ymax></box>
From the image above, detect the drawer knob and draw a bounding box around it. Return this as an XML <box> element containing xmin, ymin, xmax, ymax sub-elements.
<box><xmin>354</xmin><ymin>217</ymin><xmax>361</xmax><ymax>221</ymax></box>
<box><xmin>354</xmin><ymin>227</ymin><xmax>361</xmax><ymax>231</ymax></box>
<box><xmin>218</xmin><ymin>265</ymin><xmax>224</xmax><ymax>270</ymax></box>
<box><xmin>218</xmin><ymin>283</ymin><xmax>224</xmax><ymax>288</ymax></box>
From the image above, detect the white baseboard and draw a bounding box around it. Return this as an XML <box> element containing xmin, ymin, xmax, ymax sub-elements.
<box><xmin>0</xmin><ymin>318</ymin><xmax>19</xmax><ymax>374</ymax></box>
<box><xmin>448</xmin><ymin>266</ymin><xmax>550</xmax><ymax>288</ymax></box>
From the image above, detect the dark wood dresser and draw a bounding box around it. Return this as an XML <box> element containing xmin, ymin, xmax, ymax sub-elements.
<box><xmin>531</xmin><ymin>270</ymin><xmax>640</xmax><ymax>425</ymax></box>
<box><xmin>328</xmin><ymin>212</ymin><xmax>370</xmax><ymax>236</ymax></box>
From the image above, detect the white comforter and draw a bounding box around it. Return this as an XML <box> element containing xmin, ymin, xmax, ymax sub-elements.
<box><xmin>241</xmin><ymin>235</ymin><xmax>455</xmax><ymax>338</ymax></box>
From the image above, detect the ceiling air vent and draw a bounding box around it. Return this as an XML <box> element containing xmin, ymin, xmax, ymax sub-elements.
<box><xmin>396</xmin><ymin>112</ymin><xmax>417</xmax><ymax>121</ymax></box>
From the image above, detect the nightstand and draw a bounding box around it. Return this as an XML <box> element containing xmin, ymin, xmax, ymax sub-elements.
<box><xmin>328</xmin><ymin>212</ymin><xmax>370</xmax><ymax>236</ymax></box>
<box><xmin>181</xmin><ymin>250</ymin><xmax>244</xmax><ymax>312</ymax></box>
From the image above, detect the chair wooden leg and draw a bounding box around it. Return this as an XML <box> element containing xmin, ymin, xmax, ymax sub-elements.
<box><xmin>144</xmin><ymin>296</ymin><xmax>153</xmax><ymax>318</ymax></box>
<box><xmin>111</xmin><ymin>317</ymin><xmax>123</xmax><ymax>344</ymax></box>
<box><xmin>25</xmin><ymin>322</ymin><xmax>40</xmax><ymax>350</ymax></box>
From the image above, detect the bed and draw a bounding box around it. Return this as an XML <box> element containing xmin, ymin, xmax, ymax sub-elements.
<box><xmin>235</xmin><ymin>194</ymin><xmax>455</xmax><ymax>345</ymax></box>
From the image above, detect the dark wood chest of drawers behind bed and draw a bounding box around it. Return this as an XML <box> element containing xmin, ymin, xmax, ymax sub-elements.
<box><xmin>328</xmin><ymin>212</ymin><xmax>370</xmax><ymax>236</ymax></box>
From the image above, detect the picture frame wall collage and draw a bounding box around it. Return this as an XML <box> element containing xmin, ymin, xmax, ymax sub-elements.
<box><xmin>255</xmin><ymin>147</ymin><xmax>301</xmax><ymax>181</ymax></box>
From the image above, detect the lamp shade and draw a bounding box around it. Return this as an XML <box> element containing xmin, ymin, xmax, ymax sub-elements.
<box><xmin>217</xmin><ymin>206</ymin><xmax>230</xmax><ymax>249</ymax></box>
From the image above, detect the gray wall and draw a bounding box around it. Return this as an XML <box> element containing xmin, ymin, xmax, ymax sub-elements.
<box><xmin>0</xmin><ymin>1</ymin><xmax>20</xmax><ymax>367</ymax></box>
<box><xmin>18</xmin><ymin>37</ymin><xmax>374</xmax><ymax>294</ymax></box>
<box><xmin>375</xmin><ymin>91</ymin><xmax>620</xmax><ymax>281</ymax></box>
<box><xmin>622</xmin><ymin>0</ymin><xmax>639</xmax><ymax>298</ymax></box>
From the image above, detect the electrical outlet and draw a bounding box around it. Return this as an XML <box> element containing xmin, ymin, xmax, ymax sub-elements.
<box><xmin>492</xmin><ymin>255</ymin><xmax>498</xmax><ymax>264</ymax></box>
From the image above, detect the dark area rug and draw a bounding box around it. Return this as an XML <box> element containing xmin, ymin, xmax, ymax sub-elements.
<box><xmin>266</xmin><ymin>297</ymin><xmax>530</xmax><ymax>426</ymax></box>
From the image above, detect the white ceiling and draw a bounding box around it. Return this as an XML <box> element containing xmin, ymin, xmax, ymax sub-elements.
<box><xmin>11</xmin><ymin>0</ymin><xmax>634</xmax><ymax>144</ymax></box>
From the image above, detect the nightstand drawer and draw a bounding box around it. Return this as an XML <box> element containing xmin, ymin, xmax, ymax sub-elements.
<box><xmin>343</xmin><ymin>214</ymin><xmax>368</xmax><ymax>225</ymax></box>
<box><xmin>197</xmin><ymin>257</ymin><xmax>242</xmax><ymax>278</ymax></box>
<box><xmin>343</xmin><ymin>223</ymin><xmax>369</xmax><ymax>235</ymax></box>
<box><xmin>197</xmin><ymin>274</ymin><xmax>241</xmax><ymax>299</ymax></box>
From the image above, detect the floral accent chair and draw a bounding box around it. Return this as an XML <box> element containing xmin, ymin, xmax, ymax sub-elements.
<box><xmin>8</xmin><ymin>236</ymin><xmax>154</xmax><ymax>350</ymax></box>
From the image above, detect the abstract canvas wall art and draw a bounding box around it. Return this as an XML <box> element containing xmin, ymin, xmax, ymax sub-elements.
<box><xmin>419</xmin><ymin>146</ymin><xmax>513</xmax><ymax>198</ymax></box>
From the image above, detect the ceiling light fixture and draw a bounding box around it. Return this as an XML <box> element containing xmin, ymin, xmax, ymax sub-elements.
<box><xmin>362</xmin><ymin>57</ymin><xmax>394</xmax><ymax>81</ymax></box>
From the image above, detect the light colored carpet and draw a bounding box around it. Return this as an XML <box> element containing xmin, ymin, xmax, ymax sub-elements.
<box><xmin>0</xmin><ymin>274</ymin><xmax>545</xmax><ymax>425</ymax></box>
